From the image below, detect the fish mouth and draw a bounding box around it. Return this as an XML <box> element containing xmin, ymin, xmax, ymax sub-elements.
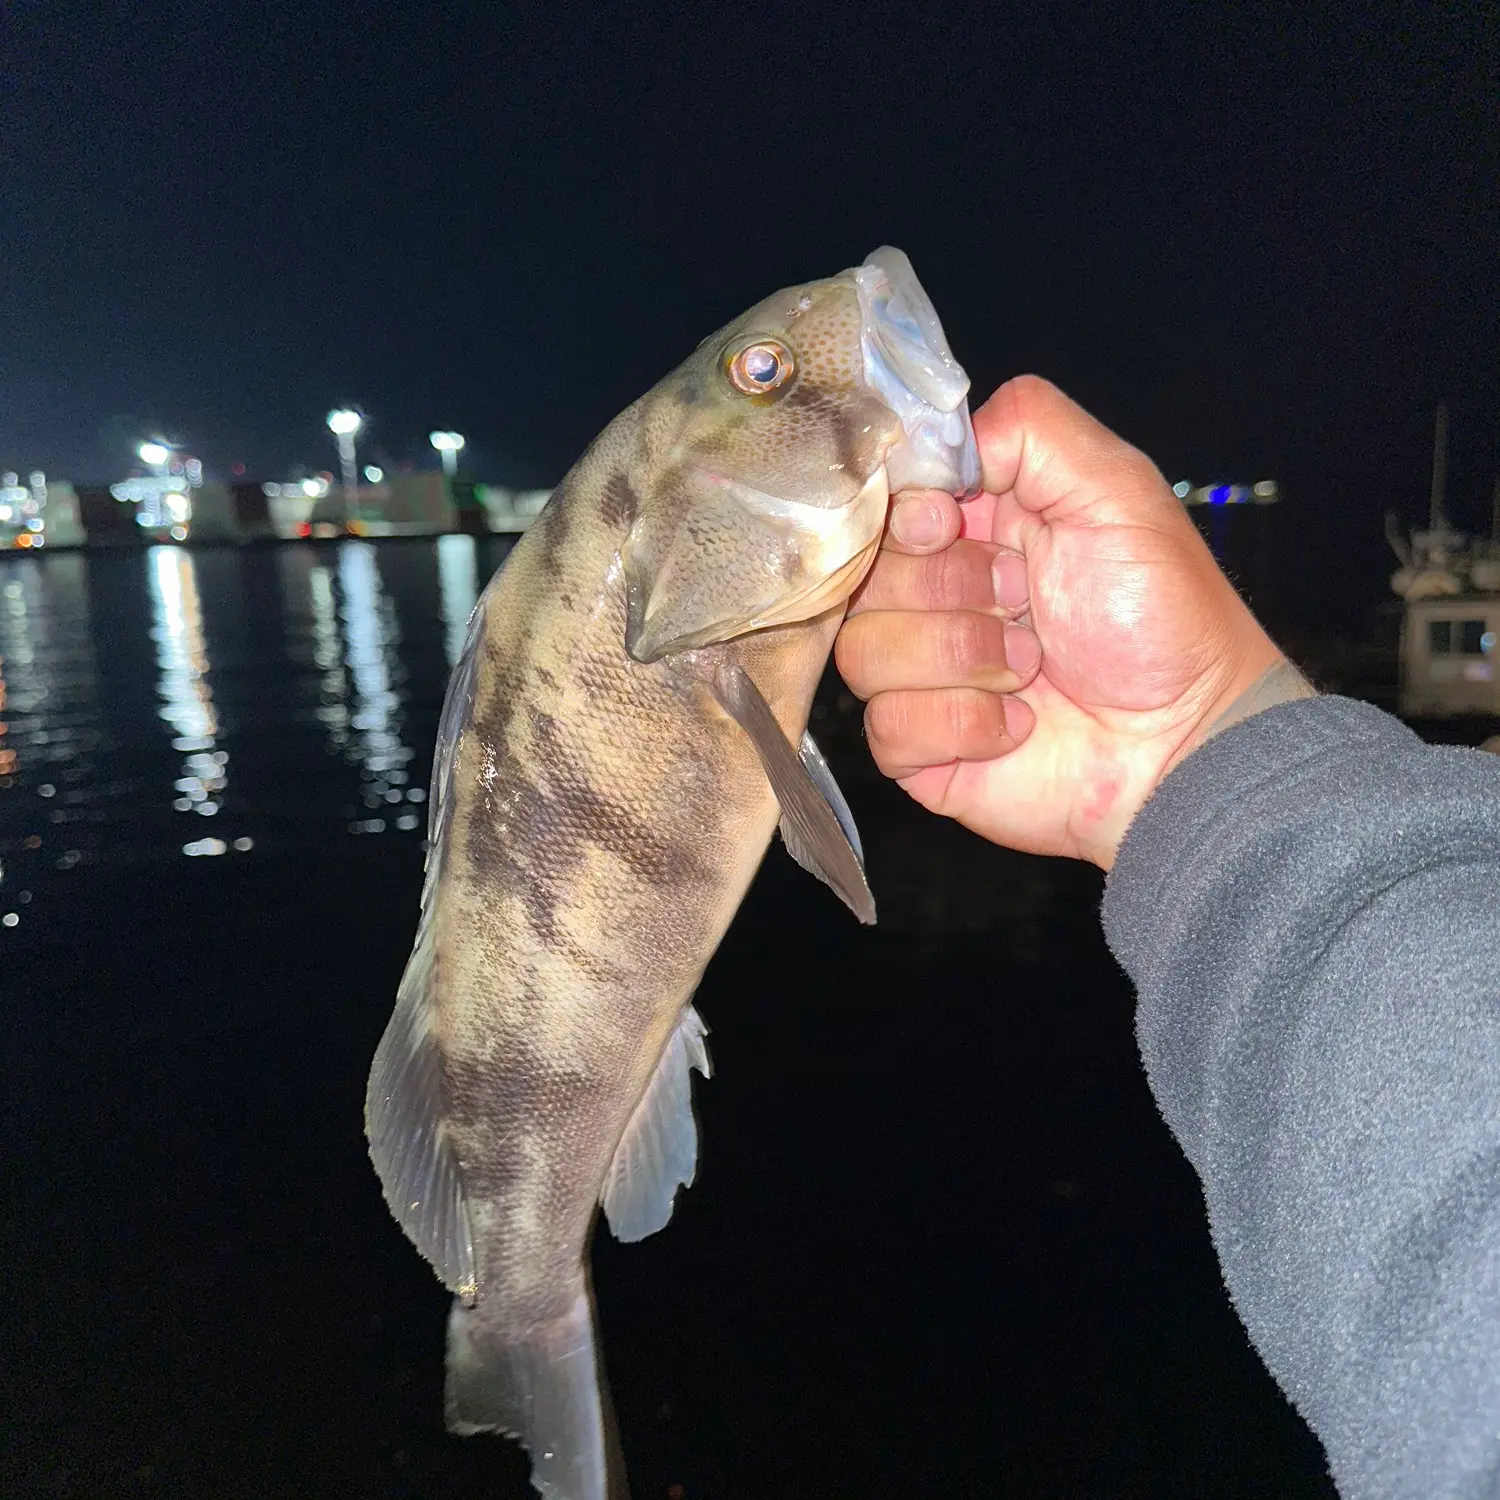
<box><xmin>849</xmin><ymin>247</ymin><xmax>982</xmax><ymax>500</ymax></box>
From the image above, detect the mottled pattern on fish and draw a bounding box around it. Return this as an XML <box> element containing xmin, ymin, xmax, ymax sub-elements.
<box><xmin>365</xmin><ymin>248</ymin><xmax>981</xmax><ymax>1500</ymax></box>
<box><xmin>441</xmin><ymin>426</ymin><xmax>840</xmax><ymax>1319</ymax></box>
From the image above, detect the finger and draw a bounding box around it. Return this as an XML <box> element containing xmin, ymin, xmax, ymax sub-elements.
<box><xmin>848</xmin><ymin>538</ymin><xmax>1027</xmax><ymax>617</ymax></box>
<box><xmin>883</xmin><ymin>489</ymin><xmax>964</xmax><ymax>554</ymax></box>
<box><xmin>972</xmin><ymin>374</ymin><xmax>1174</xmax><ymax>527</ymax></box>
<box><xmin>836</xmin><ymin>610</ymin><xmax>1041</xmax><ymax>698</ymax></box>
<box><xmin>865</xmin><ymin>688</ymin><xmax>1035</xmax><ymax>779</ymax></box>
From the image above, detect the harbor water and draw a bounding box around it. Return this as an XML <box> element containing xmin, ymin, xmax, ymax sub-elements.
<box><xmin>2</xmin><ymin>539</ymin><xmax>1333</xmax><ymax>1498</ymax></box>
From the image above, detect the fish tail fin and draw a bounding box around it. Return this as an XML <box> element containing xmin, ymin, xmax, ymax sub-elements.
<box><xmin>445</xmin><ymin>1290</ymin><xmax>630</xmax><ymax>1500</ymax></box>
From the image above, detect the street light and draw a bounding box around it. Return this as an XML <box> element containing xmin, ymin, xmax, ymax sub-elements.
<box><xmin>429</xmin><ymin>430</ymin><xmax>466</xmax><ymax>478</ymax></box>
<box><xmin>138</xmin><ymin>441</ymin><xmax>170</xmax><ymax>470</ymax></box>
<box><xmin>326</xmin><ymin>409</ymin><xmax>363</xmax><ymax>522</ymax></box>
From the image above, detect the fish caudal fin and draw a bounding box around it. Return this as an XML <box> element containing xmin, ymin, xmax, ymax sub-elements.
<box><xmin>446</xmin><ymin>1292</ymin><xmax>629</xmax><ymax>1500</ymax></box>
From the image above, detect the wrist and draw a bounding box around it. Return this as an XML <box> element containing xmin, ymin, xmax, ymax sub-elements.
<box><xmin>1162</xmin><ymin>651</ymin><xmax>1316</xmax><ymax>781</ymax></box>
<box><xmin>1083</xmin><ymin>642</ymin><xmax>1314</xmax><ymax>872</ymax></box>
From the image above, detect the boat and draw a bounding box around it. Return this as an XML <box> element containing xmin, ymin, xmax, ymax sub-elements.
<box><xmin>1387</xmin><ymin>403</ymin><xmax>1500</xmax><ymax>718</ymax></box>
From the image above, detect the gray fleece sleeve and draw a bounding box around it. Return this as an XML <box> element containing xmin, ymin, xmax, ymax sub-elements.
<box><xmin>1101</xmin><ymin>695</ymin><xmax>1500</xmax><ymax>1500</ymax></box>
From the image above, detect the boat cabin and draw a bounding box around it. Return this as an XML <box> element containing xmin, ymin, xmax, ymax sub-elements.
<box><xmin>1399</xmin><ymin>596</ymin><xmax>1500</xmax><ymax>716</ymax></box>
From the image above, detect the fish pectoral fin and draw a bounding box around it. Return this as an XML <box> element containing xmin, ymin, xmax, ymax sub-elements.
<box><xmin>712</xmin><ymin>664</ymin><xmax>876</xmax><ymax>925</ymax></box>
<box><xmin>600</xmin><ymin>1006</ymin><xmax>711</xmax><ymax>1243</ymax></box>
<box><xmin>782</xmin><ymin>726</ymin><xmax>866</xmax><ymax>870</ymax></box>
<box><xmin>365</xmin><ymin>922</ymin><xmax>477</xmax><ymax>1303</ymax></box>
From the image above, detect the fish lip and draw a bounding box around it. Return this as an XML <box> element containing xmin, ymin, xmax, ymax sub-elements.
<box><xmin>850</xmin><ymin>247</ymin><xmax>983</xmax><ymax>500</ymax></box>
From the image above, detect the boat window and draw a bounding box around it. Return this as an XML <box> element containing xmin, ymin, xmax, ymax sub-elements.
<box><xmin>1429</xmin><ymin>619</ymin><xmax>1491</xmax><ymax>655</ymax></box>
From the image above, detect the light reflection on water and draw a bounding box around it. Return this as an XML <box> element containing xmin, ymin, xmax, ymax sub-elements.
<box><xmin>146</xmin><ymin>546</ymin><xmax>234</xmax><ymax>845</ymax></box>
<box><xmin>336</xmin><ymin>541</ymin><xmax>420</xmax><ymax>836</ymax></box>
<box><xmin>0</xmin><ymin>536</ymin><xmax>514</xmax><ymax>931</ymax></box>
<box><xmin>436</xmin><ymin>533</ymin><xmax>479</xmax><ymax>667</ymax></box>
<box><xmin>0</xmin><ymin>556</ymin><xmax>104</xmax><ymax>926</ymax></box>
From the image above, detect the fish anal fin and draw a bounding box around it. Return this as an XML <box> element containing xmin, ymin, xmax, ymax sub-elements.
<box><xmin>600</xmin><ymin>1006</ymin><xmax>711</xmax><ymax>1243</ymax></box>
<box><xmin>713</xmin><ymin>664</ymin><xmax>876</xmax><ymax>924</ymax></box>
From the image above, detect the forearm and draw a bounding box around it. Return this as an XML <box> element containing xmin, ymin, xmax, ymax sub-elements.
<box><xmin>1103</xmin><ymin>695</ymin><xmax>1500</xmax><ymax>1498</ymax></box>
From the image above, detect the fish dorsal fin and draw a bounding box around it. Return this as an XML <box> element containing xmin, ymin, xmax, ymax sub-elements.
<box><xmin>600</xmin><ymin>1006</ymin><xmax>711</xmax><ymax>1243</ymax></box>
<box><xmin>364</xmin><ymin>586</ymin><xmax>491</xmax><ymax>1302</ymax></box>
<box><xmin>712</xmin><ymin>664</ymin><xmax>876</xmax><ymax>924</ymax></box>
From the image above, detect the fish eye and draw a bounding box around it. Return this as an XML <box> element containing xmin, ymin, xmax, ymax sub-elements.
<box><xmin>726</xmin><ymin>341</ymin><xmax>794</xmax><ymax>395</ymax></box>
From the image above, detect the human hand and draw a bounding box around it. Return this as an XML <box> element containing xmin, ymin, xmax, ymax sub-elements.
<box><xmin>836</xmin><ymin>375</ymin><xmax>1311</xmax><ymax>869</ymax></box>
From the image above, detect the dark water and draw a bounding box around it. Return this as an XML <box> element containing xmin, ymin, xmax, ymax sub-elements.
<box><xmin>1</xmin><ymin>540</ymin><xmax>1333</xmax><ymax>1499</ymax></box>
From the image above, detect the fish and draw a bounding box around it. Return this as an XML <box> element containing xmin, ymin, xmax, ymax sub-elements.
<box><xmin>364</xmin><ymin>246</ymin><xmax>981</xmax><ymax>1500</ymax></box>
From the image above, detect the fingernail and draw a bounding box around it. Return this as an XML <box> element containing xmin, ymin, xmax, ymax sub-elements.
<box><xmin>993</xmin><ymin>552</ymin><xmax>1029</xmax><ymax>610</ymax></box>
<box><xmin>1001</xmin><ymin>694</ymin><xmax>1034</xmax><ymax>744</ymax></box>
<box><xmin>891</xmin><ymin>495</ymin><xmax>942</xmax><ymax>549</ymax></box>
<box><xmin>1004</xmin><ymin>622</ymin><xmax>1041</xmax><ymax>677</ymax></box>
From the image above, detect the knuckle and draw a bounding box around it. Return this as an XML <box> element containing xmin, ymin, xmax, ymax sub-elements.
<box><xmin>1119</xmin><ymin>449</ymin><xmax>1164</xmax><ymax>493</ymax></box>
<box><xmin>937</xmin><ymin>613</ymin><xmax>994</xmax><ymax>679</ymax></box>
<box><xmin>833</xmin><ymin>621</ymin><xmax>876</xmax><ymax>696</ymax></box>
<box><xmin>1005</xmin><ymin>372</ymin><xmax>1055</xmax><ymax>409</ymax></box>
<box><xmin>944</xmin><ymin>690</ymin><xmax>989</xmax><ymax>746</ymax></box>
<box><xmin>918</xmin><ymin>555</ymin><xmax>952</xmax><ymax>610</ymax></box>
<box><xmin>925</xmin><ymin>547</ymin><xmax>971</xmax><ymax>610</ymax></box>
<box><xmin>863</xmin><ymin>697</ymin><xmax>907</xmax><ymax>768</ymax></box>
<box><xmin>864</xmin><ymin>691</ymin><xmax>904</xmax><ymax>746</ymax></box>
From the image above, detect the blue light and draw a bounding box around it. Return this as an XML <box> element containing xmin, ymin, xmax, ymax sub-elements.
<box><xmin>1208</xmin><ymin>485</ymin><xmax>1231</xmax><ymax>505</ymax></box>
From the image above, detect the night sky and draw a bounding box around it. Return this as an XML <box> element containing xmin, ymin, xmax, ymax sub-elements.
<box><xmin>7</xmin><ymin>2</ymin><xmax>1498</xmax><ymax>626</ymax></box>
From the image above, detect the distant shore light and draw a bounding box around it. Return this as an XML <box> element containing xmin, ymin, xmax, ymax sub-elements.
<box><xmin>430</xmin><ymin>430</ymin><xmax>466</xmax><ymax>477</ymax></box>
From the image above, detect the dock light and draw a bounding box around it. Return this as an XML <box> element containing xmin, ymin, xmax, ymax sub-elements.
<box><xmin>1179</xmin><ymin>482</ymin><xmax>1280</xmax><ymax>506</ymax></box>
<box><xmin>429</xmin><ymin>430</ymin><xmax>466</xmax><ymax>477</ymax></box>
<box><xmin>326</xmin><ymin>410</ymin><xmax>364</xmax><ymax>521</ymax></box>
<box><xmin>138</xmin><ymin>441</ymin><xmax>170</xmax><ymax>467</ymax></box>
